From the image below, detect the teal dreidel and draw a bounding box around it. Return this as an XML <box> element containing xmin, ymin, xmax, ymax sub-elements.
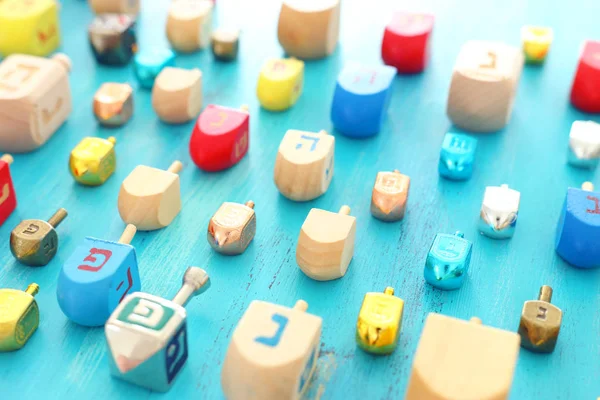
<box><xmin>424</xmin><ymin>231</ymin><xmax>473</xmax><ymax>290</ymax></box>
<box><xmin>133</xmin><ymin>48</ymin><xmax>175</xmax><ymax>89</ymax></box>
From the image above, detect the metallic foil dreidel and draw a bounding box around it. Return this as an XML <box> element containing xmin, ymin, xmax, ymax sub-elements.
<box><xmin>438</xmin><ymin>131</ymin><xmax>477</xmax><ymax>181</ymax></box>
<box><xmin>555</xmin><ymin>181</ymin><xmax>600</xmax><ymax>268</ymax></box>
<box><xmin>567</xmin><ymin>120</ymin><xmax>600</xmax><ymax>169</ymax></box>
<box><xmin>57</xmin><ymin>225</ymin><xmax>140</xmax><ymax>327</ymax></box>
<box><xmin>0</xmin><ymin>154</ymin><xmax>17</xmax><ymax>227</ymax></box>
<box><xmin>88</xmin><ymin>14</ymin><xmax>137</xmax><ymax>66</ymax></box>
<box><xmin>370</xmin><ymin>170</ymin><xmax>410</xmax><ymax>222</ymax></box>
<box><xmin>133</xmin><ymin>48</ymin><xmax>175</xmax><ymax>89</ymax></box>
<box><xmin>518</xmin><ymin>285</ymin><xmax>562</xmax><ymax>353</ymax></box>
<box><xmin>424</xmin><ymin>231</ymin><xmax>472</xmax><ymax>290</ymax></box>
<box><xmin>356</xmin><ymin>287</ymin><xmax>404</xmax><ymax>355</ymax></box>
<box><xmin>221</xmin><ymin>299</ymin><xmax>322</xmax><ymax>400</ymax></box>
<box><xmin>69</xmin><ymin>136</ymin><xmax>117</xmax><ymax>186</ymax></box>
<box><xmin>211</xmin><ymin>28</ymin><xmax>240</xmax><ymax>61</ymax></box>
<box><xmin>521</xmin><ymin>26</ymin><xmax>553</xmax><ymax>64</ymax></box>
<box><xmin>479</xmin><ymin>184</ymin><xmax>520</xmax><ymax>239</ymax></box>
<box><xmin>0</xmin><ymin>283</ymin><xmax>39</xmax><ymax>352</ymax></box>
<box><xmin>10</xmin><ymin>208</ymin><xmax>68</xmax><ymax>266</ymax></box>
<box><xmin>105</xmin><ymin>267</ymin><xmax>210</xmax><ymax>392</ymax></box>
<box><xmin>208</xmin><ymin>200</ymin><xmax>256</xmax><ymax>255</ymax></box>
<box><xmin>93</xmin><ymin>83</ymin><xmax>134</xmax><ymax>127</ymax></box>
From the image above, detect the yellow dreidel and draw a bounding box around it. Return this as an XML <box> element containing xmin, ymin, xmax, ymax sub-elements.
<box><xmin>256</xmin><ymin>58</ymin><xmax>304</xmax><ymax>111</ymax></box>
<box><xmin>0</xmin><ymin>283</ymin><xmax>40</xmax><ymax>352</ymax></box>
<box><xmin>69</xmin><ymin>137</ymin><xmax>117</xmax><ymax>186</ymax></box>
<box><xmin>356</xmin><ymin>287</ymin><xmax>404</xmax><ymax>355</ymax></box>
<box><xmin>0</xmin><ymin>0</ymin><xmax>60</xmax><ymax>57</ymax></box>
<box><xmin>521</xmin><ymin>26</ymin><xmax>553</xmax><ymax>64</ymax></box>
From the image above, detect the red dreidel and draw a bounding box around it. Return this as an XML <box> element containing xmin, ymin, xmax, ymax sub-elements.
<box><xmin>189</xmin><ymin>104</ymin><xmax>249</xmax><ymax>172</ymax></box>
<box><xmin>381</xmin><ymin>12</ymin><xmax>434</xmax><ymax>74</ymax></box>
<box><xmin>0</xmin><ymin>154</ymin><xmax>16</xmax><ymax>226</ymax></box>
<box><xmin>570</xmin><ymin>41</ymin><xmax>600</xmax><ymax>113</ymax></box>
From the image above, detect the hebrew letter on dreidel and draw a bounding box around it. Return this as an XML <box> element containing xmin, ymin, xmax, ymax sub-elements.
<box><xmin>254</xmin><ymin>313</ymin><xmax>289</xmax><ymax>347</ymax></box>
<box><xmin>78</xmin><ymin>248</ymin><xmax>113</xmax><ymax>272</ymax></box>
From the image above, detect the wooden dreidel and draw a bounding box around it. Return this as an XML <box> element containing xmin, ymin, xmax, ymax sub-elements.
<box><xmin>277</xmin><ymin>0</ymin><xmax>340</xmax><ymax>60</ymax></box>
<box><xmin>273</xmin><ymin>129</ymin><xmax>334</xmax><ymax>201</ymax></box>
<box><xmin>57</xmin><ymin>225</ymin><xmax>140</xmax><ymax>327</ymax></box>
<box><xmin>518</xmin><ymin>285</ymin><xmax>562</xmax><ymax>353</ymax></box>
<box><xmin>88</xmin><ymin>14</ymin><xmax>137</xmax><ymax>66</ymax></box>
<box><xmin>405</xmin><ymin>313</ymin><xmax>520</xmax><ymax>400</ymax></box>
<box><xmin>424</xmin><ymin>231</ymin><xmax>472</xmax><ymax>290</ymax></box>
<box><xmin>152</xmin><ymin>67</ymin><xmax>202</xmax><ymax>124</ymax></box>
<box><xmin>89</xmin><ymin>0</ymin><xmax>139</xmax><ymax>15</ymax></box>
<box><xmin>221</xmin><ymin>299</ymin><xmax>322</xmax><ymax>399</ymax></box>
<box><xmin>208</xmin><ymin>200</ymin><xmax>256</xmax><ymax>255</ymax></box>
<box><xmin>189</xmin><ymin>104</ymin><xmax>249</xmax><ymax>172</ymax></box>
<box><xmin>447</xmin><ymin>41</ymin><xmax>524</xmax><ymax>133</ymax></box>
<box><xmin>133</xmin><ymin>48</ymin><xmax>175</xmax><ymax>90</ymax></box>
<box><xmin>93</xmin><ymin>83</ymin><xmax>134</xmax><ymax>127</ymax></box>
<box><xmin>256</xmin><ymin>58</ymin><xmax>304</xmax><ymax>112</ymax></box>
<box><xmin>296</xmin><ymin>205</ymin><xmax>356</xmax><ymax>281</ymax></box>
<box><xmin>330</xmin><ymin>62</ymin><xmax>396</xmax><ymax>138</ymax></box>
<box><xmin>0</xmin><ymin>0</ymin><xmax>60</xmax><ymax>57</ymax></box>
<box><xmin>118</xmin><ymin>161</ymin><xmax>183</xmax><ymax>231</ymax></box>
<box><xmin>211</xmin><ymin>28</ymin><xmax>240</xmax><ymax>62</ymax></box>
<box><xmin>0</xmin><ymin>283</ymin><xmax>39</xmax><ymax>352</ymax></box>
<box><xmin>570</xmin><ymin>41</ymin><xmax>600</xmax><ymax>113</ymax></box>
<box><xmin>381</xmin><ymin>12</ymin><xmax>434</xmax><ymax>74</ymax></box>
<box><xmin>0</xmin><ymin>154</ymin><xmax>17</xmax><ymax>227</ymax></box>
<box><xmin>166</xmin><ymin>0</ymin><xmax>213</xmax><ymax>53</ymax></box>
<box><xmin>521</xmin><ymin>26</ymin><xmax>553</xmax><ymax>64</ymax></box>
<box><xmin>555</xmin><ymin>182</ymin><xmax>600</xmax><ymax>268</ymax></box>
<box><xmin>438</xmin><ymin>132</ymin><xmax>478</xmax><ymax>181</ymax></box>
<box><xmin>105</xmin><ymin>267</ymin><xmax>210</xmax><ymax>392</ymax></box>
<box><xmin>10</xmin><ymin>208</ymin><xmax>67</xmax><ymax>266</ymax></box>
<box><xmin>370</xmin><ymin>170</ymin><xmax>410</xmax><ymax>222</ymax></box>
<box><xmin>69</xmin><ymin>136</ymin><xmax>117</xmax><ymax>186</ymax></box>
<box><xmin>356</xmin><ymin>287</ymin><xmax>404</xmax><ymax>355</ymax></box>
<box><xmin>0</xmin><ymin>53</ymin><xmax>72</xmax><ymax>153</ymax></box>
<box><xmin>479</xmin><ymin>184</ymin><xmax>520</xmax><ymax>239</ymax></box>
<box><xmin>568</xmin><ymin>120</ymin><xmax>600</xmax><ymax>169</ymax></box>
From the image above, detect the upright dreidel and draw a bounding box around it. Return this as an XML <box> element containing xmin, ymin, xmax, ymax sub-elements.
<box><xmin>296</xmin><ymin>205</ymin><xmax>356</xmax><ymax>281</ymax></box>
<box><xmin>517</xmin><ymin>285</ymin><xmax>562</xmax><ymax>353</ymax></box>
<box><xmin>438</xmin><ymin>131</ymin><xmax>478</xmax><ymax>181</ymax></box>
<box><xmin>105</xmin><ymin>267</ymin><xmax>210</xmax><ymax>392</ymax></box>
<box><xmin>221</xmin><ymin>299</ymin><xmax>322</xmax><ymax>400</ymax></box>
<box><xmin>0</xmin><ymin>283</ymin><xmax>39</xmax><ymax>352</ymax></box>
<box><xmin>69</xmin><ymin>136</ymin><xmax>117</xmax><ymax>186</ymax></box>
<box><xmin>424</xmin><ymin>231</ymin><xmax>472</xmax><ymax>290</ymax></box>
<box><xmin>208</xmin><ymin>200</ymin><xmax>256</xmax><ymax>255</ymax></box>
<box><xmin>567</xmin><ymin>120</ymin><xmax>600</xmax><ymax>169</ymax></box>
<box><xmin>356</xmin><ymin>287</ymin><xmax>404</xmax><ymax>355</ymax></box>
<box><xmin>370</xmin><ymin>170</ymin><xmax>410</xmax><ymax>222</ymax></box>
<box><xmin>479</xmin><ymin>184</ymin><xmax>520</xmax><ymax>239</ymax></box>
<box><xmin>555</xmin><ymin>181</ymin><xmax>600</xmax><ymax>268</ymax></box>
<box><xmin>57</xmin><ymin>224</ymin><xmax>141</xmax><ymax>327</ymax></box>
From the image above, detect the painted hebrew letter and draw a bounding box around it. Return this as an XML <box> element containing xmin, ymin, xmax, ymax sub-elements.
<box><xmin>254</xmin><ymin>313</ymin><xmax>289</xmax><ymax>347</ymax></box>
<box><xmin>77</xmin><ymin>248</ymin><xmax>113</xmax><ymax>272</ymax></box>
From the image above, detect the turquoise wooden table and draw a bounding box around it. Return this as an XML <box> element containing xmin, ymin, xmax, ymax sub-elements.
<box><xmin>1</xmin><ymin>0</ymin><xmax>600</xmax><ymax>398</ymax></box>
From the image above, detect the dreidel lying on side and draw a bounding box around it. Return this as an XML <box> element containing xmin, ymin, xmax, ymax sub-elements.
<box><xmin>57</xmin><ymin>224</ymin><xmax>141</xmax><ymax>327</ymax></box>
<box><xmin>256</xmin><ymin>58</ymin><xmax>304</xmax><ymax>111</ymax></box>
<box><xmin>424</xmin><ymin>231</ymin><xmax>472</xmax><ymax>290</ymax></box>
<box><xmin>370</xmin><ymin>170</ymin><xmax>410</xmax><ymax>222</ymax></box>
<box><xmin>10</xmin><ymin>208</ymin><xmax>68</xmax><ymax>266</ymax></box>
<box><xmin>356</xmin><ymin>287</ymin><xmax>404</xmax><ymax>355</ymax></box>
<box><xmin>296</xmin><ymin>205</ymin><xmax>356</xmax><ymax>281</ymax></box>
<box><xmin>405</xmin><ymin>313</ymin><xmax>521</xmax><ymax>400</ymax></box>
<box><xmin>208</xmin><ymin>200</ymin><xmax>256</xmax><ymax>255</ymax></box>
<box><xmin>221</xmin><ymin>299</ymin><xmax>322</xmax><ymax>400</ymax></box>
<box><xmin>518</xmin><ymin>285</ymin><xmax>562</xmax><ymax>353</ymax></box>
<box><xmin>69</xmin><ymin>136</ymin><xmax>117</xmax><ymax>186</ymax></box>
<box><xmin>479</xmin><ymin>184</ymin><xmax>520</xmax><ymax>239</ymax></box>
<box><xmin>0</xmin><ymin>283</ymin><xmax>39</xmax><ymax>352</ymax></box>
<box><xmin>118</xmin><ymin>160</ymin><xmax>183</xmax><ymax>231</ymax></box>
<box><xmin>93</xmin><ymin>83</ymin><xmax>134</xmax><ymax>127</ymax></box>
<box><xmin>105</xmin><ymin>267</ymin><xmax>210</xmax><ymax>392</ymax></box>
<box><xmin>0</xmin><ymin>154</ymin><xmax>17</xmax><ymax>227</ymax></box>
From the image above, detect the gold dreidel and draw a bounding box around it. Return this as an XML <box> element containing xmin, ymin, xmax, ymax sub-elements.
<box><xmin>0</xmin><ymin>283</ymin><xmax>40</xmax><ymax>352</ymax></box>
<box><xmin>518</xmin><ymin>285</ymin><xmax>562</xmax><ymax>353</ymax></box>
<box><xmin>356</xmin><ymin>287</ymin><xmax>404</xmax><ymax>354</ymax></box>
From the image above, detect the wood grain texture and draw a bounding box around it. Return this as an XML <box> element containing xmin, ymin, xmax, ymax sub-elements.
<box><xmin>1</xmin><ymin>0</ymin><xmax>600</xmax><ymax>399</ymax></box>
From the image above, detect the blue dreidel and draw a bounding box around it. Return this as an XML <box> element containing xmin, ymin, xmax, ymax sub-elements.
<box><xmin>330</xmin><ymin>62</ymin><xmax>396</xmax><ymax>138</ymax></box>
<box><xmin>438</xmin><ymin>132</ymin><xmax>477</xmax><ymax>180</ymax></box>
<box><xmin>555</xmin><ymin>182</ymin><xmax>600</xmax><ymax>268</ymax></box>
<box><xmin>133</xmin><ymin>48</ymin><xmax>175</xmax><ymax>89</ymax></box>
<box><xmin>57</xmin><ymin>224</ymin><xmax>141</xmax><ymax>326</ymax></box>
<box><xmin>424</xmin><ymin>231</ymin><xmax>473</xmax><ymax>290</ymax></box>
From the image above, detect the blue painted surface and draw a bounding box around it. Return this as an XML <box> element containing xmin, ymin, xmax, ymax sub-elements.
<box><xmin>1</xmin><ymin>0</ymin><xmax>600</xmax><ymax>399</ymax></box>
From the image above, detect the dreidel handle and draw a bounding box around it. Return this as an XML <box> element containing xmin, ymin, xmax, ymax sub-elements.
<box><xmin>52</xmin><ymin>53</ymin><xmax>72</xmax><ymax>72</ymax></box>
<box><xmin>245</xmin><ymin>200</ymin><xmax>255</xmax><ymax>209</ymax></box>
<box><xmin>240</xmin><ymin>104</ymin><xmax>249</xmax><ymax>112</ymax></box>
<box><xmin>118</xmin><ymin>224</ymin><xmax>137</xmax><ymax>245</ymax></box>
<box><xmin>582</xmin><ymin>181</ymin><xmax>594</xmax><ymax>192</ymax></box>
<box><xmin>48</xmin><ymin>208</ymin><xmax>68</xmax><ymax>228</ymax></box>
<box><xmin>539</xmin><ymin>285</ymin><xmax>553</xmax><ymax>303</ymax></box>
<box><xmin>172</xmin><ymin>267</ymin><xmax>210</xmax><ymax>307</ymax></box>
<box><xmin>383</xmin><ymin>287</ymin><xmax>395</xmax><ymax>296</ymax></box>
<box><xmin>168</xmin><ymin>160</ymin><xmax>184</xmax><ymax>175</ymax></box>
<box><xmin>500</xmin><ymin>184</ymin><xmax>509</xmax><ymax>189</ymax></box>
<box><xmin>1</xmin><ymin>154</ymin><xmax>13</xmax><ymax>165</ymax></box>
<box><xmin>25</xmin><ymin>283</ymin><xmax>39</xmax><ymax>297</ymax></box>
<box><xmin>293</xmin><ymin>299</ymin><xmax>308</xmax><ymax>312</ymax></box>
<box><xmin>107</xmin><ymin>137</ymin><xmax>117</xmax><ymax>145</ymax></box>
<box><xmin>317</xmin><ymin>130</ymin><xmax>329</xmax><ymax>136</ymax></box>
<box><xmin>393</xmin><ymin>169</ymin><xmax>400</xmax><ymax>173</ymax></box>
<box><xmin>339</xmin><ymin>205</ymin><xmax>351</xmax><ymax>215</ymax></box>
<box><xmin>454</xmin><ymin>231</ymin><xmax>465</xmax><ymax>238</ymax></box>
<box><xmin>470</xmin><ymin>317</ymin><xmax>482</xmax><ymax>324</ymax></box>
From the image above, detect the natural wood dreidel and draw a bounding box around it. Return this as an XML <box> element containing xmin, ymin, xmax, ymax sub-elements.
<box><xmin>118</xmin><ymin>161</ymin><xmax>183</xmax><ymax>231</ymax></box>
<box><xmin>93</xmin><ymin>83</ymin><xmax>134</xmax><ymax>127</ymax></box>
<box><xmin>568</xmin><ymin>120</ymin><xmax>600</xmax><ymax>169</ymax></box>
<box><xmin>88</xmin><ymin>14</ymin><xmax>137</xmax><ymax>66</ymax></box>
<box><xmin>406</xmin><ymin>313</ymin><xmax>521</xmax><ymax>400</ymax></box>
<box><xmin>166</xmin><ymin>0</ymin><xmax>213</xmax><ymax>53</ymax></box>
<box><xmin>381</xmin><ymin>12</ymin><xmax>434</xmax><ymax>74</ymax></box>
<box><xmin>211</xmin><ymin>28</ymin><xmax>240</xmax><ymax>61</ymax></box>
<box><xmin>570</xmin><ymin>41</ymin><xmax>600</xmax><ymax>113</ymax></box>
<box><xmin>152</xmin><ymin>67</ymin><xmax>202</xmax><ymax>124</ymax></box>
<box><xmin>208</xmin><ymin>200</ymin><xmax>256</xmax><ymax>255</ymax></box>
<box><xmin>296</xmin><ymin>205</ymin><xmax>356</xmax><ymax>281</ymax></box>
<box><xmin>274</xmin><ymin>129</ymin><xmax>334</xmax><ymax>201</ymax></box>
<box><xmin>0</xmin><ymin>154</ymin><xmax>17</xmax><ymax>227</ymax></box>
<box><xmin>69</xmin><ymin>137</ymin><xmax>117</xmax><ymax>186</ymax></box>
<box><xmin>0</xmin><ymin>53</ymin><xmax>72</xmax><ymax>153</ymax></box>
<box><xmin>518</xmin><ymin>285</ymin><xmax>562</xmax><ymax>353</ymax></box>
<box><xmin>221</xmin><ymin>299</ymin><xmax>322</xmax><ymax>400</ymax></box>
<box><xmin>256</xmin><ymin>58</ymin><xmax>304</xmax><ymax>112</ymax></box>
<box><xmin>521</xmin><ymin>26</ymin><xmax>553</xmax><ymax>64</ymax></box>
<box><xmin>356</xmin><ymin>287</ymin><xmax>404</xmax><ymax>355</ymax></box>
<box><xmin>0</xmin><ymin>283</ymin><xmax>40</xmax><ymax>352</ymax></box>
<box><xmin>479</xmin><ymin>184</ymin><xmax>520</xmax><ymax>239</ymax></box>
<box><xmin>89</xmin><ymin>0</ymin><xmax>139</xmax><ymax>15</ymax></box>
<box><xmin>277</xmin><ymin>0</ymin><xmax>340</xmax><ymax>60</ymax></box>
<box><xmin>370</xmin><ymin>170</ymin><xmax>410</xmax><ymax>222</ymax></box>
<box><xmin>447</xmin><ymin>41</ymin><xmax>523</xmax><ymax>133</ymax></box>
